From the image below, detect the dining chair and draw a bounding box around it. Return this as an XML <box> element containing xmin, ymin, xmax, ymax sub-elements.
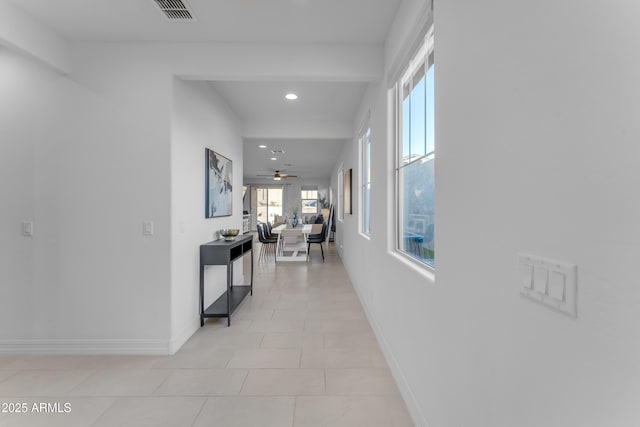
<box><xmin>256</xmin><ymin>223</ymin><xmax>277</xmax><ymax>262</ymax></box>
<box><xmin>307</xmin><ymin>222</ymin><xmax>327</xmax><ymax>262</ymax></box>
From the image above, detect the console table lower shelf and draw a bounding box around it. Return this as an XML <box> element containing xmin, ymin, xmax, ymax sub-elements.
<box><xmin>199</xmin><ymin>234</ymin><xmax>254</xmax><ymax>327</ymax></box>
<box><xmin>202</xmin><ymin>285</ymin><xmax>252</xmax><ymax>322</ymax></box>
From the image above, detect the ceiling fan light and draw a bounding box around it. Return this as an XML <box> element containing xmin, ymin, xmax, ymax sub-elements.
<box><xmin>273</xmin><ymin>176</ymin><xmax>282</xmax><ymax>181</ymax></box>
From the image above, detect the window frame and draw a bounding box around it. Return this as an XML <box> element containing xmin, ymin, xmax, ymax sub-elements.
<box><xmin>337</xmin><ymin>165</ymin><xmax>344</xmax><ymax>222</ymax></box>
<box><xmin>394</xmin><ymin>27</ymin><xmax>435</xmax><ymax>270</ymax></box>
<box><xmin>359</xmin><ymin>120</ymin><xmax>371</xmax><ymax>237</ymax></box>
<box><xmin>301</xmin><ymin>188</ymin><xmax>319</xmax><ymax>216</ymax></box>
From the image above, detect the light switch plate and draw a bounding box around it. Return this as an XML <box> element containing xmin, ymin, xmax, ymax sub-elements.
<box><xmin>22</xmin><ymin>221</ymin><xmax>34</xmax><ymax>237</ymax></box>
<box><xmin>143</xmin><ymin>220</ymin><xmax>154</xmax><ymax>236</ymax></box>
<box><xmin>519</xmin><ymin>253</ymin><xmax>577</xmax><ymax>317</ymax></box>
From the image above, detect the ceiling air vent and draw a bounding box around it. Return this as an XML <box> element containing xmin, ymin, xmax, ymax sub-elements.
<box><xmin>152</xmin><ymin>0</ymin><xmax>195</xmax><ymax>21</ymax></box>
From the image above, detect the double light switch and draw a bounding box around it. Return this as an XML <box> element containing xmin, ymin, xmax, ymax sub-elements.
<box><xmin>519</xmin><ymin>253</ymin><xmax>577</xmax><ymax>317</ymax></box>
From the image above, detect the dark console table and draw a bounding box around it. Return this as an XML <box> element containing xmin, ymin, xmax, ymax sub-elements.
<box><xmin>199</xmin><ymin>234</ymin><xmax>253</xmax><ymax>326</ymax></box>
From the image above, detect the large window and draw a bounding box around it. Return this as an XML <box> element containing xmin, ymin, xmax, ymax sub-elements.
<box><xmin>360</xmin><ymin>124</ymin><xmax>371</xmax><ymax>236</ymax></box>
<box><xmin>396</xmin><ymin>28</ymin><xmax>435</xmax><ymax>268</ymax></box>
<box><xmin>256</xmin><ymin>187</ymin><xmax>283</xmax><ymax>225</ymax></box>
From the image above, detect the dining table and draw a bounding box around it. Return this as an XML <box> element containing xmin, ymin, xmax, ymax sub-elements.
<box><xmin>271</xmin><ymin>224</ymin><xmax>313</xmax><ymax>235</ymax></box>
<box><xmin>271</xmin><ymin>224</ymin><xmax>313</xmax><ymax>262</ymax></box>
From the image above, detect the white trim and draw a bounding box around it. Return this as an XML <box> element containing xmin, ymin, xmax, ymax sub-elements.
<box><xmin>389</xmin><ymin>250</ymin><xmax>435</xmax><ymax>285</ymax></box>
<box><xmin>0</xmin><ymin>339</ymin><xmax>170</xmax><ymax>355</ymax></box>
<box><xmin>386</xmin><ymin>9</ymin><xmax>433</xmax><ymax>88</ymax></box>
<box><xmin>358</xmin><ymin>119</ymin><xmax>371</xmax><ymax>237</ymax></box>
<box><xmin>357</xmin><ymin>109</ymin><xmax>371</xmax><ymax>136</ymax></box>
<box><xmin>358</xmin><ymin>232</ymin><xmax>371</xmax><ymax>241</ymax></box>
<box><xmin>169</xmin><ymin>317</ymin><xmax>200</xmax><ymax>355</ymax></box>
<box><xmin>400</xmin><ymin>27</ymin><xmax>435</xmax><ymax>85</ymax></box>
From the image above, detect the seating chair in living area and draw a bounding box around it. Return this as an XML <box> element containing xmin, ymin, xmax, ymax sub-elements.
<box><xmin>273</xmin><ymin>215</ymin><xmax>284</xmax><ymax>227</ymax></box>
<box><xmin>307</xmin><ymin>222</ymin><xmax>327</xmax><ymax>262</ymax></box>
<box><xmin>256</xmin><ymin>223</ymin><xmax>277</xmax><ymax>262</ymax></box>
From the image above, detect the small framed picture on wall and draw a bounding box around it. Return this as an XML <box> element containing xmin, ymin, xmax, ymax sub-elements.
<box><xmin>344</xmin><ymin>168</ymin><xmax>352</xmax><ymax>215</ymax></box>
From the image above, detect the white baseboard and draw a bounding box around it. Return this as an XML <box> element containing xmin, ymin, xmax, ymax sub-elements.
<box><xmin>169</xmin><ymin>317</ymin><xmax>200</xmax><ymax>354</ymax></box>
<box><xmin>0</xmin><ymin>339</ymin><xmax>170</xmax><ymax>355</ymax></box>
<box><xmin>351</xmin><ymin>280</ymin><xmax>429</xmax><ymax>427</ymax></box>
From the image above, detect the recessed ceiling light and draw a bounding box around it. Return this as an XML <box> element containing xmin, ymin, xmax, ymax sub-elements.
<box><xmin>270</xmin><ymin>157</ymin><xmax>278</xmax><ymax>161</ymax></box>
<box><xmin>258</xmin><ymin>145</ymin><xmax>267</xmax><ymax>149</ymax></box>
<box><xmin>285</xmin><ymin>93</ymin><xmax>298</xmax><ymax>101</ymax></box>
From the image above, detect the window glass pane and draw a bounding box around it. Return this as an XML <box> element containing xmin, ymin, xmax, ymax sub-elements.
<box><xmin>257</xmin><ymin>187</ymin><xmax>283</xmax><ymax>225</ymax></box>
<box><xmin>257</xmin><ymin>188</ymin><xmax>268</xmax><ymax>223</ymax></box>
<box><xmin>267</xmin><ymin>188</ymin><xmax>282</xmax><ymax>224</ymax></box>
<box><xmin>301</xmin><ymin>190</ymin><xmax>317</xmax><ymax>199</ymax></box>
<box><xmin>410</xmin><ymin>73</ymin><xmax>426</xmax><ymax>158</ymax></box>
<box><xmin>301</xmin><ymin>200</ymin><xmax>317</xmax><ymax>214</ymax></box>
<box><xmin>402</xmin><ymin>96</ymin><xmax>411</xmax><ymax>161</ymax></box>
<box><xmin>426</xmin><ymin>63</ymin><xmax>435</xmax><ymax>155</ymax></box>
<box><xmin>398</xmin><ymin>156</ymin><xmax>434</xmax><ymax>267</ymax></box>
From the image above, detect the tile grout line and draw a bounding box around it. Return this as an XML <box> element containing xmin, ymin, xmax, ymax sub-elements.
<box><xmin>188</xmin><ymin>398</ymin><xmax>209</xmax><ymax>427</ymax></box>
<box><xmin>237</xmin><ymin>369</ymin><xmax>250</xmax><ymax>395</ymax></box>
<box><xmin>150</xmin><ymin>369</ymin><xmax>173</xmax><ymax>396</ymax></box>
<box><xmin>291</xmin><ymin>394</ymin><xmax>297</xmax><ymax>427</ymax></box>
<box><xmin>88</xmin><ymin>396</ymin><xmax>119</xmax><ymax>427</ymax></box>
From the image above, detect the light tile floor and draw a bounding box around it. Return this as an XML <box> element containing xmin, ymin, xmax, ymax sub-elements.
<box><xmin>0</xmin><ymin>239</ymin><xmax>414</xmax><ymax>426</ymax></box>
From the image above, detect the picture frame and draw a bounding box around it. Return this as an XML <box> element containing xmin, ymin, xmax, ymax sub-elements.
<box><xmin>205</xmin><ymin>148</ymin><xmax>233</xmax><ymax>218</ymax></box>
<box><xmin>344</xmin><ymin>168</ymin><xmax>352</xmax><ymax>215</ymax></box>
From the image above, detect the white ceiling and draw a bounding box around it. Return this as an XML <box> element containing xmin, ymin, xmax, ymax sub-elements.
<box><xmin>9</xmin><ymin>0</ymin><xmax>401</xmax><ymax>44</ymax></box>
<box><xmin>8</xmin><ymin>0</ymin><xmax>401</xmax><ymax>181</ymax></box>
<box><xmin>243</xmin><ymin>138</ymin><xmax>346</xmax><ymax>181</ymax></box>
<box><xmin>209</xmin><ymin>81</ymin><xmax>368</xmax><ymax>122</ymax></box>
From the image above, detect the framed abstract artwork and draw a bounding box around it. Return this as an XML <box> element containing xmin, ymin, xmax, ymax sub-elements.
<box><xmin>205</xmin><ymin>148</ymin><xmax>233</xmax><ymax>218</ymax></box>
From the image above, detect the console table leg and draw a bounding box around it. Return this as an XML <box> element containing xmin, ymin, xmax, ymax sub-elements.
<box><xmin>227</xmin><ymin>261</ymin><xmax>232</xmax><ymax>326</ymax></box>
<box><xmin>199</xmin><ymin>265</ymin><xmax>205</xmax><ymax>327</ymax></box>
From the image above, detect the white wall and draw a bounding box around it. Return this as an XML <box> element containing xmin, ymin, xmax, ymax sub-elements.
<box><xmin>0</xmin><ymin>44</ymin><xmax>172</xmax><ymax>353</ymax></box>
<box><xmin>333</xmin><ymin>0</ymin><xmax>640</xmax><ymax>426</ymax></box>
<box><xmin>170</xmin><ymin>79</ymin><xmax>243</xmax><ymax>352</ymax></box>
<box><xmin>0</xmin><ymin>1</ymin><xmax>70</xmax><ymax>73</ymax></box>
<box><xmin>0</xmin><ymin>47</ymin><xmax>42</xmax><ymax>336</ymax></box>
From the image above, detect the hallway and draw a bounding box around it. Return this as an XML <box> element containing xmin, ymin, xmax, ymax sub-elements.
<box><xmin>0</xmin><ymin>239</ymin><xmax>413</xmax><ymax>426</ymax></box>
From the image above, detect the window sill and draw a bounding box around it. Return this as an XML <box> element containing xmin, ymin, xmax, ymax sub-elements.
<box><xmin>389</xmin><ymin>249</ymin><xmax>435</xmax><ymax>285</ymax></box>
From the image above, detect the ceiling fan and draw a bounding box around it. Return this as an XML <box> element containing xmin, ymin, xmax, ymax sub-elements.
<box><xmin>257</xmin><ymin>170</ymin><xmax>298</xmax><ymax>181</ymax></box>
